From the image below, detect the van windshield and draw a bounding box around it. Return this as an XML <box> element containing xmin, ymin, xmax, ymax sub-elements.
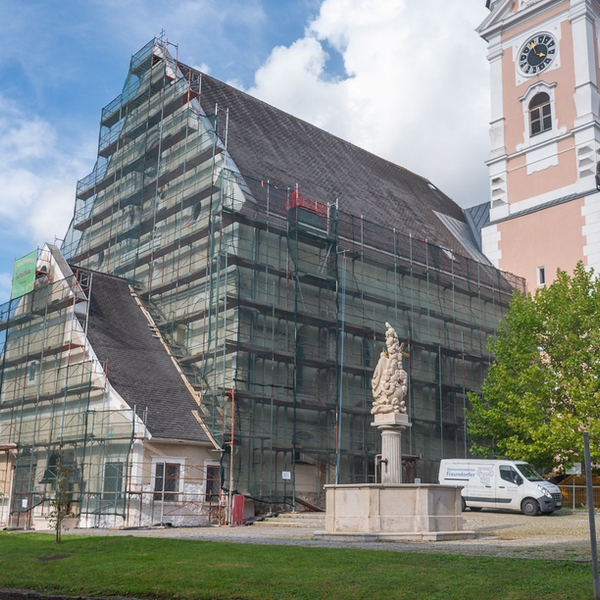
<box><xmin>517</xmin><ymin>463</ymin><xmax>543</xmax><ymax>481</ymax></box>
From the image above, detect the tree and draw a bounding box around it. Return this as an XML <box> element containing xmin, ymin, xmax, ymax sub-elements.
<box><xmin>468</xmin><ymin>261</ymin><xmax>600</xmax><ymax>473</ymax></box>
<box><xmin>48</xmin><ymin>444</ymin><xmax>75</xmax><ymax>543</ymax></box>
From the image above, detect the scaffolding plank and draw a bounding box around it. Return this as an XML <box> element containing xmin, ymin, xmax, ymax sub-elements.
<box><xmin>1</xmin><ymin>383</ymin><xmax>101</xmax><ymax>410</ymax></box>
<box><xmin>0</xmin><ymin>295</ymin><xmax>87</xmax><ymax>333</ymax></box>
<box><xmin>2</xmin><ymin>343</ymin><xmax>85</xmax><ymax>369</ymax></box>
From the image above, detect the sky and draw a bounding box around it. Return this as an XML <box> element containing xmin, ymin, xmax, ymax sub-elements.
<box><xmin>0</xmin><ymin>0</ymin><xmax>492</xmax><ymax>305</ymax></box>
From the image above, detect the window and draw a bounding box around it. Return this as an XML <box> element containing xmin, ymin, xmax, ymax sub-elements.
<box><xmin>26</xmin><ymin>360</ymin><xmax>39</xmax><ymax>386</ymax></box>
<box><xmin>529</xmin><ymin>93</ymin><xmax>551</xmax><ymax>136</ymax></box>
<box><xmin>517</xmin><ymin>81</ymin><xmax>563</xmax><ymax>155</ymax></box>
<box><xmin>516</xmin><ymin>463</ymin><xmax>543</xmax><ymax>482</ymax></box>
<box><xmin>537</xmin><ymin>266</ymin><xmax>546</xmax><ymax>286</ymax></box>
<box><xmin>40</xmin><ymin>451</ymin><xmax>58</xmax><ymax>484</ymax></box>
<box><xmin>103</xmin><ymin>461</ymin><xmax>124</xmax><ymax>507</ymax></box>
<box><xmin>499</xmin><ymin>466</ymin><xmax>520</xmax><ymax>485</ymax></box>
<box><xmin>362</xmin><ymin>338</ymin><xmax>372</xmax><ymax>368</ymax></box>
<box><xmin>296</xmin><ymin>326</ymin><xmax>309</xmax><ymax>389</ymax></box>
<box><xmin>205</xmin><ymin>465</ymin><xmax>220</xmax><ymax>502</ymax></box>
<box><xmin>153</xmin><ymin>462</ymin><xmax>181</xmax><ymax>502</ymax></box>
<box><xmin>40</xmin><ymin>449</ymin><xmax>79</xmax><ymax>485</ymax></box>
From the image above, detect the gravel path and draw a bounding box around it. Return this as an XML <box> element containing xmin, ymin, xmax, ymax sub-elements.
<box><xmin>56</xmin><ymin>509</ymin><xmax>600</xmax><ymax>562</ymax></box>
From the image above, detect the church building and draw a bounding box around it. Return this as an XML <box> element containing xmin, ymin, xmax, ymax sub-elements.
<box><xmin>0</xmin><ymin>37</ymin><xmax>523</xmax><ymax>528</ymax></box>
<box><xmin>478</xmin><ymin>0</ymin><xmax>600</xmax><ymax>287</ymax></box>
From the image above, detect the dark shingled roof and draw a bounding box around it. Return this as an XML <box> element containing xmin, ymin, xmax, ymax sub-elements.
<box><xmin>197</xmin><ymin>72</ymin><xmax>477</xmax><ymax>255</ymax></box>
<box><xmin>77</xmin><ymin>267</ymin><xmax>211</xmax><ymax>444</ymax></box>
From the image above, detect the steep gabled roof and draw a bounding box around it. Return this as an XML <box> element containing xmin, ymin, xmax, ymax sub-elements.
<box><xmin>78</xmin><ymin>267</ymin><xmax>212</xmax><ymax>445</ymax></box>
<box><xmin>196</xmin><ymin>72</ymin><xmax>481</xmax><ymax>257</ymax></box>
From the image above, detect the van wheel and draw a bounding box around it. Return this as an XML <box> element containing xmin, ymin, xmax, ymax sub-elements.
<box><xmin>522</xmin><ymin>498</ymin><xmax>540</xmax><ymax>516</ymax></box>
<box><xmin>470</xmin><ymin>506</ymin><xmax>482</xmax><ymax>512</ymax></box>
<box><xmin>461</xmin><ymin>497</ymin><xmax>466</xmax><ymax>512</ymax></box>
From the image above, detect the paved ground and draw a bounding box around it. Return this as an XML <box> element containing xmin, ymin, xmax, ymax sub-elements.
<box><xmin>61</xmin><ymin>509</ymin><xmax>600</xmax><ymax>562</ymax></box>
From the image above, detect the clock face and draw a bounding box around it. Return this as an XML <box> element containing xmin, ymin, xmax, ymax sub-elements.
<box><xmin>519</xmin><ymin>34</ymin><xmax>556</xmax><ymax>75</ymax></box>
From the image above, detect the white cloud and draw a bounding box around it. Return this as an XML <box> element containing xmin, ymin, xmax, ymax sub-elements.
<box><xmin>190</xmin><ymin>63</ymin><xmax>211</xmax><ymax>74</ymax></box>
<box><xmin>0</xmin><ymin>97</ymin><xmax>85</xmax><ymax>246</ymax></box>
<box><xmin>247</xmin><ymin>0</ymin><xmax>491</xmax><ymax>207</ymax></box>
<box><xmin>251</xmin><ymin>37</ymin><xmax>345</xmax><ymax>129</ymax></box>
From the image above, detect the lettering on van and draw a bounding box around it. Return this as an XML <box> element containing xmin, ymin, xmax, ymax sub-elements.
<box><xmin>445</xmin><ymin>467</ymin><xmax>475</xmax><ymax>480</ymax></box>
<box><xmin>476</xmin><ymin>465</ymin><xmax>494</xmax><ymax>486</ymax></box>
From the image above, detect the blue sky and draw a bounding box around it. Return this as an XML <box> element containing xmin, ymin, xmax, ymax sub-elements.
<box><xmin>0</xmin><ymin>0</ymin><xmax>490</xmax><ymax>304</ymax></box>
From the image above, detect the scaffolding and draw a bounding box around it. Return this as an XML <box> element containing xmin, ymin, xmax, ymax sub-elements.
<box><xmin>0</xmin><ymin>249</ymin><xmax>224</xmax><ymax>527</ymax></box>
<box><xmin>59</xmin><ymin>37</ymin><xmax>526</xmax><ymax>508</ymax></box>
<box><xmin>0</xmin><ymin>253</ymin><xmax>134</xmax><ymax>526</ymax></box>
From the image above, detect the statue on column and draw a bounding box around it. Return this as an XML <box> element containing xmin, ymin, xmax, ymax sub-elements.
<box><xmin>371</xmin><ymin>322</ymin><xmax>408</xmax><ymax>415</ymax></box>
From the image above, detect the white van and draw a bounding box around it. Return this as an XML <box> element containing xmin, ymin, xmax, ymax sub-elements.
<box><xmin>438</xmin><ymin>459</ymin><xmax>562</xmax><ymax>516</ymax></box>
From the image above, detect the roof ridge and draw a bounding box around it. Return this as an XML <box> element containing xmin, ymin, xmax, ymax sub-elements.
<box><xmin>185</xmin><ymin>65</ymin><xmax>447</xmax><ymax>197</ymax></box>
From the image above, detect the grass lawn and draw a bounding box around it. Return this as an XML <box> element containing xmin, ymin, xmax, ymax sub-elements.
<box><xmin>0</xmin><ymin>532</ymin><xmax>594</xmax><ymax>600</ymax></box>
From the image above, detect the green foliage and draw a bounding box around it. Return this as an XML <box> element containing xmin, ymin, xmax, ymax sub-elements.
<box><xmin>47</xmin><ymin>444</ymin><xmax>75</xmax><ymax>544</ymax></box>
<box><xmin>468</xmin><ymin>261</ymin><xmax>600</xmax><ymax>473</ymax></box>
<box><xmin>0</xmin><ymin>532</ymin><xmax>593</xmax><ymax>600</ymax></box>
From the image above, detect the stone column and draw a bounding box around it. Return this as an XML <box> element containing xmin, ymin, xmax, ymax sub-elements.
<box><xmin>380</xmin><ymin>426</ymin><xmax>403</xmax><ymax>484</ymax></box>
<box><xmin>372</xmin><ymin>413</ymin><xmax>412</xmax><ymax>484</ymax></box>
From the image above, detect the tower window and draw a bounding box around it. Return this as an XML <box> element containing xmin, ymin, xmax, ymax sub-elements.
<box><xmin>26</xmin><ymin>360</ymin><xmax>39</xmax><ymax>386</ymax></box>
<box><xmin>529</xmin><ymin>93</ymin><xmax>552</xmax><ymax>136</ymax></box>
<box><xmin>537</xmin><ymin>266</ymin><xmax>546</xmax><ymax>286</ymax></box>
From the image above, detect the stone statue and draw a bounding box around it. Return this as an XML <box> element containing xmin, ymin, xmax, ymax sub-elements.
<box><xmin>371</xmin><ymin>322</ymin><xmax>408</xmax><ymax>415</ymax></box>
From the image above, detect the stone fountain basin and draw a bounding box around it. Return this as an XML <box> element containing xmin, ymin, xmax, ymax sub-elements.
<box><xmin>314</xmin><ymin>483</ymin><xmax>475</xmax><ymax>542</ymax></box>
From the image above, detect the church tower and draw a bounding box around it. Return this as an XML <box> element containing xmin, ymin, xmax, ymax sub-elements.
<box><xmin>478</xmin><ymin>0</ymin><xmax>600</xmax><ymax>288</ymax></box>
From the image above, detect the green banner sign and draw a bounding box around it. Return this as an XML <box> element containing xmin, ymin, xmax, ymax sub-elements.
<box><xmin>11</xmin><ymin>250</ymin><xmax>38</xmax><ymax>300</ymax></box>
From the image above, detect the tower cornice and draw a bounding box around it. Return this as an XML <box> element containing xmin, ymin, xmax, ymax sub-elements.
<box><xmin>569</xmin><ymin>1</ymin><xmax>592</xmax><ymax>23</ymax></box>
<box><xmin>487</xmin><ymin>44</ymin><xmax>505</xmax><ymax>61</ymax></box>
<box><xmin>485</xmin><ymin>126</ymin><xmax>571</xmax><ymax>166</ymax></box>
<box><xmin>478</xmin><ymin>0</ymin><xmax>569</xmax><ymax>42</ymax></box>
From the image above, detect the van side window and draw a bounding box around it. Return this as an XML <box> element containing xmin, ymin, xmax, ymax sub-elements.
<box><xmin>500</xmin><ymin>466</ymin><xmax>519</xmax><ymax>484</ymax></box>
